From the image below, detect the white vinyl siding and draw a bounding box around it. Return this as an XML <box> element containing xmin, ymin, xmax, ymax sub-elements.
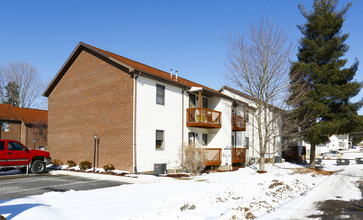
<box><xmin>136</xmin><ymin>76</ymin><xmax>183</xmax><ymax>172</ymax></box>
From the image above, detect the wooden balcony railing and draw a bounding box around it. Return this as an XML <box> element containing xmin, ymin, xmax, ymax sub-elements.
<box><xmin>232</xmin><ymin>114</ymin><xmax>246</xmax><ymax>131</ymax></box>
<box><xmin>203</xmin><ymin>148</ymin><xmax>222</xmax><ymax>166</ymax></box>
<box><xmin>187</xmin><ymin>107</ymin><xmax>222</xmax><ymax>128</ymax></box>
<box><xmin>231</xmin><ymin>148</ymin><xmax>246</xmax><ymax>164</ymax></box>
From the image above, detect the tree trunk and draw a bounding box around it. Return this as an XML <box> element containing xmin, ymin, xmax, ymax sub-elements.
<box><xmin>259</xmin><ymin>153</ymin><xmax>265</xmax><ymax>171</ymax></box>
<box><xmin>309</xmin><ymin>143</ymin><xmax>316</xmax><ymax>168</ymax></box>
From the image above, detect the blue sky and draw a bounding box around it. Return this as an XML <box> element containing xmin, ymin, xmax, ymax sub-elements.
<box><xmin>0</xmin><ymin>0</ymin><xmax>362</xmax><ymax>114</ymax></box>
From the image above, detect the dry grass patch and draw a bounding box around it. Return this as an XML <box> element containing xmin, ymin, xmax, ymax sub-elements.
<box><xmin>288</xmin><ymin>167</ymin><xmax>335</xmax><ymax>176</ymax></box>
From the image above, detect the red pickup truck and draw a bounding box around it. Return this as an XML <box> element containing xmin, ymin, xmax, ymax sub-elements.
<box><xmin>0</xmin><ymin>140</ymin><xmax>51</xmax><ymax>174</ymax></box>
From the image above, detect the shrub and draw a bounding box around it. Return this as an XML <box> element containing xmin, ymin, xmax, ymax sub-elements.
<box><xmin>66</xmin><ymin>160</ymin><xmax>76</xmax><ymax>168</ymax></box>
<box><xmin>51</xmin><ymin>159</ymin><xmax>63</xmax><ymax>166</ymax></box>
<box><xmin>0</xmin><ymin>215</ymin><xmax>6</xmax><ymax>220</ymax></box>
<box><xmin>103</xmin><ymin>164</ymin><xmax>115</xmax><ymax>171</ymax></box>
<box><xmin>180</xmin><ymin>144</ymin><xmax>206</xmax><ymax>175</ymax></box>
<box><xmin>79</xmin><ymin>161</ymin><xmax>92</xmax><ymax>170</ymax></box>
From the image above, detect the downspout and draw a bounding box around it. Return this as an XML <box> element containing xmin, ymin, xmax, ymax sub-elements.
<box><xmin>181</xmin><ymin>89</ymin><xmax>186</xmax><ymax>164</ymax></box>
<box><xmin>133</xmin><ymin>72</ymin><xmax>141</xmax><ymax>174</ymax></box>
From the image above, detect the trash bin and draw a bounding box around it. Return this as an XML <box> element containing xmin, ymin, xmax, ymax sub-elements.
<box><xmin>337</xmin><ymin>159</ymin><xmax>350</xmax><ymax>166</ymax></box>
<box><xmin>154</xmin><ymin>163</ymin><xmax>167</xmax><ymax>175</ymax></box>
<box><xmin>315</xmin><ymin>158</ymin><xmax>322</xmax><ymax>165</ymax></box>
<box><xmin>274</xmin><ymin>156</ymin><xmax>282</xmax><ymax>163</ymax></box>
<box><xmin>356</xmin><ymin>158</ymin><xmax>363</xmax><ymax>164</ymax></box>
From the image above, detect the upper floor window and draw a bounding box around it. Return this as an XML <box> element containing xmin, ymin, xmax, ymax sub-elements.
<box><xmin>189</xmin><ymin>94</ymin><xmax>197</xmax><ymax>108</ymax></box>
<box><xmin>202</xmin><ymin>97</ymin><xmax>209</xmax><ymax>109</ymax></box>
<box><xmin>232</xmin><ymin>106</ymin><xmax>237</xmax><ymax>115</ymax></box>
<box><xmin>156</xmin><ymin>130</ymin><xmax>164</xmax><ymax>150</ymax></box>
<box><xmin>245</xmin><ymin>111</ymin><xmax>249</xmax><ymax>122</ymax></box>
<box><xmin>2</xmin><ymin>122</ymin><xmax>9</xmax><ymax>132</ymax></box>
<box><xmin>0</xmin><ymin>141</ymin><xmax>4</xmax><ymax>151</ymax></box>
<box><xmin>156</xmin><ymin>84</ymin><xmax>165</xmax><ymax>105</ymax></box>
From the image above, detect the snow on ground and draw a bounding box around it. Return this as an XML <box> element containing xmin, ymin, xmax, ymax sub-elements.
<box><xmin>1</xmin><ymin>149</ymin><xmax>363</xmax><ymax>220</ymax></box>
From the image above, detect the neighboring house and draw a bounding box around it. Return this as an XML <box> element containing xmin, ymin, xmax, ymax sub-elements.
<box><xmin>43</xmin><ymin>42</ymin><xmax>282</xmax><ymax>173</ymax></box>
<box><xmin>304</xmin><ymin>134</ymin><xmax>351</xmax><ymax>156</ymax></box>
<box><xmin>0</xmin><ymin>104</ymin><xmax>48</xmax><ymax>149</ymax></box>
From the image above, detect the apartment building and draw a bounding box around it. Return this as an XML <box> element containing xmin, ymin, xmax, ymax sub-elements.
<box><xmin>43</xmin><ymin>42</ymin><xmax>282</xmax><ymax>173</ymax></box>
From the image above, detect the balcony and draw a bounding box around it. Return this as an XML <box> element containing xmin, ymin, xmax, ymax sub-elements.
<box><xmin>187</xmin><ymin>107</ymin><xmax>221</xmax><ymax>128</ymax></box>
<box><xmin>203</xmin><ymin>148</ymin><xmax>222</xmax><ymax>166</ymax></box>
<box><xmin>232</xmin><ymin>114</ymin><xmax>246</xmax><ymax>131</ymax></box>
<box><xmin>231</xmin><ymin>148</ymin><xmax>246</xmax><ymax>164</ymax></box>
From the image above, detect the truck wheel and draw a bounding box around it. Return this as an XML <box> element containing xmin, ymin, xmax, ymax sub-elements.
<box><xmin>31</xmin><ymin>160</ymin><xmax>46</xmax><ymax>174</ymax></box>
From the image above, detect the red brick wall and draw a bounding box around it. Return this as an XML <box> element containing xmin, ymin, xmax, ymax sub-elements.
<box><xmin>0</xmin><ymin>120</ymin><xmax>21</xmax><ymax>141</ymax></box>
<box><xmin>48</xmin><ymin>49</ymin><xmax>134</xmax><ymax>172</ymax></box>
<box><xmin>25</xmin><ymin>126</ymin><xmax>47</xmax><ymax>150</ymax></box>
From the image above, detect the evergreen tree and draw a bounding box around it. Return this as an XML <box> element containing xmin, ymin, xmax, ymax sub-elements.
<box><xmin>290</xmin><ymin>0</ymin><xmax>362</xmax><ymax>168</ymax></box>
<box><xmin>4</xmin><ymin>81</ymin><xmax>20</xmax><ymax>106</ymax></box>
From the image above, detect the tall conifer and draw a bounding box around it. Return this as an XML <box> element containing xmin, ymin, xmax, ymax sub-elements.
<box><xmin>290</xmin><ymin>0</ymin><xmax>362</xmax><ymax>167</ymax></box>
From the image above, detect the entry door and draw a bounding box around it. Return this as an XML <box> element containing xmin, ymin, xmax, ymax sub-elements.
<box><xmin>0</xmin><ymin>141</ymin><xmax>6</xmax><ymax>166</ymax></box>
<box><xmin>6</xmin><ymin>141</ymin><xmax>31</xmax><ymax>166</ymax></box>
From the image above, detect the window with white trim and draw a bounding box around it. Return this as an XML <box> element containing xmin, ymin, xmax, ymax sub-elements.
<box><xmin>156</xmin><ymin>130</ymin><xmax>164</xmax><ymax>150</ymax></box>
<box><xmin>156</xmin><ymin>84</ymin><xmax>165</xmax><ymax>105</ymax></box>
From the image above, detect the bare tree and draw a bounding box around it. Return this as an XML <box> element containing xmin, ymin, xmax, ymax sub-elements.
<box><xmin>0</xmin><ymin>68</ymin><xmax>5</xmax><ymax>103</ymax></box>
<box><xmin>0</xmin><ymin>61</ymin><xmax>43</xmax><ymax>108</ymax></box>
<box><xmin>225</xmin><ymin>19</ymin><xmax>293</xmax><ymax>172</ymax></box>
<box><xmin>32</xmin><ymin>120</ymin><xmax>48</xmax><ymax>147</ymax></box>
<box><xmin>180</xmin><ymin>143</ymin><xmax>206</xmax><ymax>175</ymax></box>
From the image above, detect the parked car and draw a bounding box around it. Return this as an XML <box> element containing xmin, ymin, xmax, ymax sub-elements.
<box><xmin>0</xmin><ymin>140</ymin><xmax>51</xmax><ymax>174</ymax></box>
<box><xmin>321</xmin><ymin>150</ymin><xmax>343</xmax><ymax>159</ymax></box>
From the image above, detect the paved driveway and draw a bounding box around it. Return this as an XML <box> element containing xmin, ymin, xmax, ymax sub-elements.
<box><xmin>0</xmin><ymin>173</ymin><xmax>128</xmax><ymax>201</ymax></box>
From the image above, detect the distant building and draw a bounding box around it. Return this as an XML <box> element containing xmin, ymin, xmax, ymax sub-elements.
<box><xmin>0</xmin><ymin>104</ymin><xmax>48</xmax><ymax>149</ymax></box>
<box><xmin>304</xmin><ymin>134</ymin><xmax>351</xmax><ymax>156</ymax></box>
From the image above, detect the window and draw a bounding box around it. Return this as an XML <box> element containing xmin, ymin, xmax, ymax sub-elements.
<box><xmin>189</xmin><ymin>94</ymin><xmax>197</xmax><ymax>108</ymax></box>
<box><xmin>156</xmin><ymin>84</ymin><xmax>165</xmax><ymax>105</ymax></box>
<box><xmin>202</xmin><ymin>97</ymin><xmax>208</xmax><ymax>109</ymax></box>
<box><xmin>232</xmin><ymin>106</ymin><xmax>236</xmax><ymax>115</ymax></box>
<box><xmin>8</xmin><ymin>142</ymin><xmax>25</xmax><ymax>151</ymax></box>
<box><xmin>156</xmin><ymin>130</ymin><xmax>164</xmax><ymax>150</ymax></box>
<box><xmin>2</xmin><ymin>122</ymin><xmax>9</xmax><ymax>132</ymax></box>
<box><xmin>0</xmin><ymin>141</ymin><xmax>4</xmax><ymax>151</ymax></box>
<box><xmin>202</xmin><ymin>133</ymin><xmax>208</xmax><ymax>146</ymax></box>
<box><xmin>232</xmin><ymin>133</ymin><xmax>236</xmax><ymax>147</ymax></box>
<box><xmin>188</xmin><ymin>132</ymin><xmax>197</xmax><ymax>146</ymax></box>
<box><xmin>245</xmin><ymin>137</ymin><xmax>249</xmax><ymax>149</ymax></box>
<box><xmin>245</xmin><ymin>111</ymin><xmax>249</xmax><ymax>122</ymax></box>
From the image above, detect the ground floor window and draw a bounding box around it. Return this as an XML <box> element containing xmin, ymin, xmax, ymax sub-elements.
<box><xmin>156</xmin><ymin>130</ymin><xmax>164</xmax><ymax>150</ymax></box>
<box><xmin>202</xmin><ymin>133</ymin><xmax>208</xmax><ymax>146</ymax></box>
<box><xmin>245</xmin><ymin>137</ymin><xmax>249</xmax><ymax>149</ymax></box>
<box><xmin>232</xmin><ymin>133</ymin><xmax>236</xmax><ymax>147</ymax></box>
<box><xmin>188</xmin><ymin>132</ymin><xmax>197</xmax><ymax>146</ymax></box>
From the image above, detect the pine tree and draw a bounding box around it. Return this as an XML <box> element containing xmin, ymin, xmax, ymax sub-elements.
<box><xmin>4</xmin><ymin>81</ymin><xmax>20</xmax><ymax>106</ymax></box>
<box><xmin>290</xmin><ymin>0</ymin><xmax>362</xmax><ymax>168</ymax></box>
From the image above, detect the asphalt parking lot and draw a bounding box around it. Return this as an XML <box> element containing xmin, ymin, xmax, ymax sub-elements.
<box><xmin>0</xmin><ymin>172</ymin><xmax>128</xmax><ymax>201</ymax></box>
